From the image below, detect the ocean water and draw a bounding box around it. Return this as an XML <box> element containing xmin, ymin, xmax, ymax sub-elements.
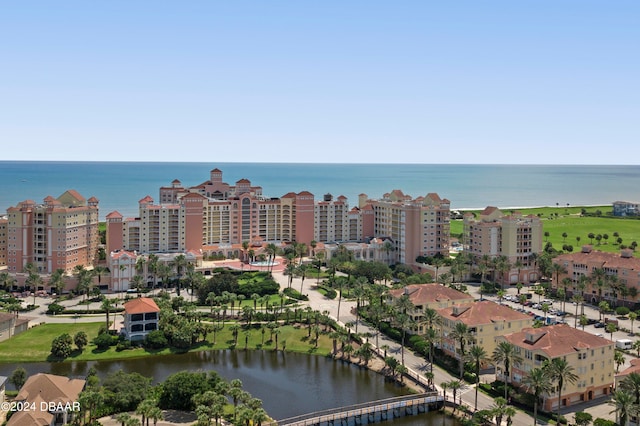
<box><xmin>1</xmin><ymin>161</ymin><xmax>639</xmax><ymax>221</ymax></box>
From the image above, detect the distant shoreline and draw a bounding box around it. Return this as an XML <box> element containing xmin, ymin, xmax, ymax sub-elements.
<box><xmin>453</xmin><ymin>204</ymin><xmax>608</xmax><ymax>212</ymax></box>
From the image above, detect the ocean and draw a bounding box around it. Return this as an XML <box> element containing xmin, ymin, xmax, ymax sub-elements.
<box><xmin>1</xmin><ymin>161</ymin><xmax>639</xmax><ymax>220</ymax></box>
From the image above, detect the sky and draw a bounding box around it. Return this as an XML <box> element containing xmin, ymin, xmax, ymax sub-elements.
<box><xmin>1</xmin><ymin>1</ymin><xmax>638</xmax><ymax>164</ymax></box>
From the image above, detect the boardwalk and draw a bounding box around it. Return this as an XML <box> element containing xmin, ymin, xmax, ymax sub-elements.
<box><xmin>272</xmin><ymin>392</ymin><xmax>443</xmax><ymax>426</ymax></box>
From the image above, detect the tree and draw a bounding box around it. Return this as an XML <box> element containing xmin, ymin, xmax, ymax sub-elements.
<box><xmin>522</xmin><ymin>367</ymin><xmax>554</xmax><ymax>425</ymax></box>
<box><xmin>136</xmin><ymin>398</ymin><xmax>158</xmax><ymax>426</ymax></box>
<box><xmin>450</xmin><ymin>322</ymin><xmax>474</xmax><ymax>378</ymax></box>
<box><xmin>547</xmin><ymin>358</ymin><xmax>579</xmax><ymax>424</ymax></box>
<box><xmin>51</xmin><ymin>333</ymin><xmax>73</xmax><ymax>359</ymax></box>
<box><xmin>490</xmin><ymin>397</ymin><xmax>508</xmax><ymax>426</ymax></box>
<box><xmin>609</xmin><ymin>390</ymin><xmax>635</xmax><ymax>426</ymax></box>
<box><xmin>159</xmin><ymin>371</ymin><xmax>210</xmax><ymax>410</ymax></box>
<box><xmin>103</xmin><ymin>370</ymin><xmax>153</xmax><ymax>412</ymax></box>
<box><xmin>9</xmin><ymin>367</ymin><xmax>27</xmax><ymax>390</ymax></box>
<box><xmin>615</xmin><ymin>350</ymin><xmax>626</xmax><ymax>373</ymax></box>
<box><xmin>492</xmin><ymin>341</ymin><xmax>522</xmax><ymax>400</ymax></box>
<box><xmin>74</xmin><ymin>331</ymin><xmax>88</xmax><ymax>351</ymax></box>
<box><xmin>620</xmin><ymin>372</ymin><xmax>640</xmax><ymax>405</ymax></box>
<box><xmin>466</xmin><ymin>345</ymin><xmax>487</xmax><ymax>411</ymax></box>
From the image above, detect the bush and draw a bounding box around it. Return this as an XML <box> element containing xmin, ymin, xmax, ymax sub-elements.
<box><xmin>94</xmin><ymin>332</ymin><xmax>117</xmax><ymax>350</ymax></box>
<box><xmin>47</xmin><ymin>303</ymin><xmax>65</xmax><ymax>315</ymax></box>
<box><xmin>283</xmin><ymin>287</ymin><xmax>309</xmax><ymax>301</ymax></box>
<box><xmin>593</xmin><ymin>419</ymin><xmax>616</xmax><ymax>426</ymax></box>
<box><xmin>116</xmin><ymin>340</ymin><xmax>132</xmax><ymax>351</ymax></box>
<box><xmin>616</xmin><ymin>306</ymin><xmax>630</xmax><ymax>316</ymax></box>
<box><xmin>144</xmin><ymin>330</ymin><xmax>168</xmax><ymax>349</ymax></box>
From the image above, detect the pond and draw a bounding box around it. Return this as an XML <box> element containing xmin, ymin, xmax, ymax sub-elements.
<box><xmin>0</xmin><ymin>350</ymin><xmax>459</xmax><ymax>425</ymax></box>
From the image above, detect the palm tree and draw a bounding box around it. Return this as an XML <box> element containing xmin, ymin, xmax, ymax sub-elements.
<box><xmin>571</xmin><ymin>294</ymin><xmax>583</xmax><ymax>328</ymax></box>
<box><xmin>546</xmin><ymin>357</ymin><xmax>578</xmax><ymax>423</ymax></box>
<box><xmin>522</xmin><ymin>367</ymin><xmax>554</xmax><ymax>425</ymax></box>
<box><xmin>609</xmin><ymin>390</ymin><xmax>636</xmax><ymax>426</ymax></box>
<box><xmin>450</xmin><ymin>322</ymin><xmax>474</xmax><ymax>378</ymax></box>
<box><xmin>491</xmin><ymin>397</ymin><xmax>508</xmax><ymax>426</ymax></box>
<box><xmin>466</xmin><ymin>345</ymin><xmax>487</xmax><ymax>411</ymax></box>
<box><xmin>492</xmin><ymin>341</ymin><xmax>523</xmax><ymax>400</ymax></box>
<box><xmin>620</xmin><ymin>372</ymin><xmax>640</xmax><ymax>405</ymax></box>
<box><xmin>447</xmin><ymin>379</ymin><xmax>463</xmax><ymax>410</ymax></box>
<box><xmin>147</xmin><ymin>253</ymin><xmax>159</xmax><ymax>289</ymax></box>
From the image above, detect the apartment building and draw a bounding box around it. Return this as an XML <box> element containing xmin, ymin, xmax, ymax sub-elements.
<box><xmin>387</xmin><ymin>284</ymin><xmax>474</xmax><ymax>334</ymax></box>
<box><xmin>106</xmin><ymin>169</ymin><xmax>315</xmax><ymax>255</ymax></box>
<box><xmin>314</xmin><ymin>194</ymin><xmax>349</xmax><ymax>242</ymax></box>
<box><xmin>437</xmin><ymin>300</ymin><xmax>533</xmax><ymax>365</ymax></box>
<box><xmin>358</xmin><ymin>191</ymin><xmax>450</xmax><ymax>267</ymax></box>
<box><xmin>5</xmin><ymin>190</ymin><xmax>100</xmax><ymax>274</ymax></box>
<box><xmin>498</xmin><ymin>324</ymin><xmax>614</xmax><ymax>411</ymax></box>
<box><xmin>552</xmin><ymin>246</ymin><xmax>640</xmax><ymax>306</ymax></box>
<box><xmin>463</xmin><ymin>207</ymin><xmax>543</xmax><ymax>285</ymax></box>
<box><xmin>0</xmin><ymin>216</ymin><xmax>7</xmax><ymax>268</ymax></box>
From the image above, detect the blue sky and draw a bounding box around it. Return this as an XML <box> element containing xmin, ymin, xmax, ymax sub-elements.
<box><xmin>1</xmin><ymin>1</ymin><xmax>638</xmax><ymax>164</ymax></box>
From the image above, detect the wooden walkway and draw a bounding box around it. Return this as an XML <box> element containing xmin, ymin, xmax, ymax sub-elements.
<box><xmin>269</xmin><ymin>392</ymin><xmax>443</xmax><ymax>426</ymax></box>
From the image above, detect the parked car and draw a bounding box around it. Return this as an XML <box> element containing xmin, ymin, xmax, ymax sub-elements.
<box><xmin>556</xmin><ymin>311</ymin><xmax>567</xmax><ymax>316</ymax></box>
<box><xmin>594</xmin><ymin>322</ymin><xmax>605</xmax><ymax>328</ymax></box>
<box><xmin>532</xmin><ymin>303</ymin><xmax>541</xmax><ymax>309</ymax></box>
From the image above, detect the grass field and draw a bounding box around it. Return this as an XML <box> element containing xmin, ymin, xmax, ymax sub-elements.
<box><xmin>450</xmin><ymin>205</ymin><xmax>640</xmax><ymax>257</ymax></box>
<box><xmin>0</xmin><ymin>321</ymin><xmax>333</xmax><ymax>363</ymax></box>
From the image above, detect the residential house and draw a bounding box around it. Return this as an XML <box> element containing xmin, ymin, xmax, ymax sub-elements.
<box><xmin>122</xmin><ymin>297</ymin><xmax>160</xmax><ymax>341</ymax></box>
<box><xmin>498</xmin><ymin>324</ymin><xmax>614</xmax><ymax>411</ymax></box>
<box><xmin>8</xmin><ymin>373</ymin><xmax>85</xmax><ymax>426</ymax></box>
<box><xmin>438</xmin><ymin>300</ymin><xmax>533</xmax><ymax>366</ymax></box>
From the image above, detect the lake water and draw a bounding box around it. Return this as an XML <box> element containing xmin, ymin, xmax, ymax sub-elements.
<box><xmin>0</xmin><ymin>350</ymin><xmax>459</xmax><ymax>425</ymax></box>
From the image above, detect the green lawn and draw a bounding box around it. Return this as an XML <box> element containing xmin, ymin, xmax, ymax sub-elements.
<box><xmin>451</xmin><ymin>205</ymin><xmax>640</xmax><ymax>257</ymax></box>
<box><xmin>0</xmin><ymin>321</ymin><xmax>333</xmax><ymax>363</ymax></box>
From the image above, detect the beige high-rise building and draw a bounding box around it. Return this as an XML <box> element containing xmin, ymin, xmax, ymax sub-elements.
<box><xmin>314</xmin><ymin>194</ymin><xmax>349</xmax><ymax>242</ymax></box>
<box><xmin>359</xmin><ymin>191</ymin><xmax>450</xmax><ymax>267</ymax></box>
<box><xmin>5</xmin><ymin>190</ymin><xmax>100</xmax><ymax>274</ymax></box>
<box><xmin>463</xmin><ymin>207</ymin><xmax>543</xmax><ymax>284</ymax></box>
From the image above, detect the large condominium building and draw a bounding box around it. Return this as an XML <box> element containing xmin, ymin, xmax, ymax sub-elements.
<box><xmin>360</xmin><ymin>190</ymin><xmax>450</xmax><ymax>267</ymax></box>
<box><xmin>107</xmin><ymin>168</ymin><xmax>314</xmax><ymax>255</ymax></box>
<box><xmin>5</xmin><ymin>190</ymin><xmax>100</xmax><ymax>274</ymax></box>
<box><xmin>437</xmin><ymin>300</ymin><xmax>533</xmax><ymax>366</ymax></box>
<box><xmin>107</xmin><ymin>168</ymin><xmax>451</xmax><ymax>268</ymax></box>
<box><xmin>315</xmin><ymin>194</ymin><xmax>349</xmax><ymax>242</ymax></box>
<box><xmin>552</xmin><ymin>246</ymin><xmax>640</xmax><ymax>306</ymax></box>
<box><xmin>0</xmin><ymin>216</ymin><xmax>7</xmax><ymax>268</ymax></box>
<box><xmin>498</xmin><ymin>324</ymin><xmax>614</xmax><ymax>411</ymax></box>
<box><xmin>463</xmin><ymin>207</ymin><xmax>543</xmax><ymax>285</ymax></box>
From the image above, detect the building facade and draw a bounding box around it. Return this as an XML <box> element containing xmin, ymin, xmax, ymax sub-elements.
<box><xmin>106</xmin><ymin>169</ymin><xmax>450</xmax><ymax>270</ymax></box>
<box><xmin>122</xmin><ymin>297</ymin><xmax>160</xmax><ymax>341</ymax></box>
<box><xmin>5</xmin><ymin>190</ymin><xmax>100</xmax><ymax>274</ymax></box>
<box><xmin>463</xmin><ymin>207</ymin><xmax>543</xmax><ymax>284</ymax></box>
<box><xmin>359</xmin><ymin>191</ymin><xmax>450</xmax><ymax>267</ymax></box>
<box><xmin>498</xmin><ymin>324</ymin><xmax>614</xmax><ymax>411</ymax></box>
<box><xmin>613</xmin><ymin>201</ymin><xmax>640</xmax><ymax>217</ymax></box>
<box><xmin>552</xmin><ymin>246</ymin><xmax>640</xmax><ymax>306</ymax></box>
<box><xmin>387</xmin><ymin>284</ymin><xmax>475</xmax><ymax>334</ymax></box>
<box><xmin>437</xmin><ymin>300</ymin><xmax>533</xmax><ymax>365</ymax></box>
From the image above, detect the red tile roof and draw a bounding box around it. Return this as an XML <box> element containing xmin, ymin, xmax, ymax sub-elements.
<box><xmin>502</xmin><ymin>324</ymin><xmax>612</xmax><ymax>357</ymax></box>
<box><xmin>437</xmin><ymin>300</ymin><xmax>532</xmax><ymax>325</ymax></box>
<box><xmin>124</xmin><ymin>297</ymin><xmax>160</xmax><ymax>314</ymax></box>
<box><xmin>388</xmin><ymin>284</ymin><xmax>474</xmax><ymax>306</ymax></box>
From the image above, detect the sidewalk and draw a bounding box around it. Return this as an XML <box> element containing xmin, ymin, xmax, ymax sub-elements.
<box><xmin>270</xmin><ymin>270</ymin><xmax>536</xmax><ymax>426</ymax></box>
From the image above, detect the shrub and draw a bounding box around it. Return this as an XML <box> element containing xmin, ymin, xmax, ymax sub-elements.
<box><xmin>283</xmin><ymin>287</ymin><xmax>309</xmax><ymax>301</ymax></box>
<box><xmin>74</xmin><ymin>331</ymin><xmax>88</xmax><ymax>351</ymax></box>
<box><xmin>593</xmin><ymin>419</ymin><xmax>616</xmax><ymax>426</ymax></box>
<box><xmin>616</xmin><ymin>306</ymin><xmax>630</xmax><ymax>316</ymax></box>
<box><xmin>47</xmin><ymin>303</ymin><xmax>65</xmax><ymax>315</ymax></box>
<box><xmin>116</xmin><ymin>340</ymin><xmax>132</xmax><ymax>351</ymax></box>
<box><xmin>144</xmin><ymin>330</ymin><xmax>168</xmax><ymax>349</ymax></box>
<box><xmin>94</xmin><ymin>332</ymin><xmax>117</xmax><ymax>350</ymax></box>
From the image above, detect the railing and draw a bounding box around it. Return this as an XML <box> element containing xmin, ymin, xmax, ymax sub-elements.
<box><xmin>272</xmin><ymin>392</ymin><xmax>442</xmax><ymax>426</ymax></box>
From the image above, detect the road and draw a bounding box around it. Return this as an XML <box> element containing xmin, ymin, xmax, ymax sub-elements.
<box><xmin>19</xmin><ymin>266</ymin><xmax>620</xmax><ymax>424</ymax></box>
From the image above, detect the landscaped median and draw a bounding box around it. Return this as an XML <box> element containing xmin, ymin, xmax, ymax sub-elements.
<box><xmin>0</xmin><ymin>321</ymin><xmax>334</xmax><ymax>363</ymax></box>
